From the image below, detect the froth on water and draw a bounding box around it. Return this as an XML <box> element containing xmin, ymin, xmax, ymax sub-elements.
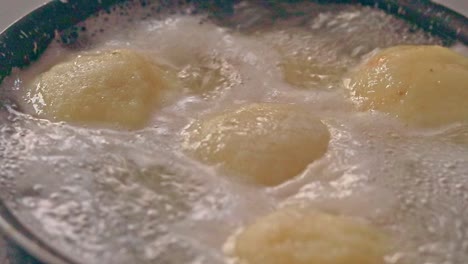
<box><xmin>0</xmin><ymin>1</ymin><xmax>466</xmax><ymax>264</ymax></box>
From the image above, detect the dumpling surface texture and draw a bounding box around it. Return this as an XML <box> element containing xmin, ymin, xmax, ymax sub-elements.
<box><xmin>183</xmin><ymin>103</ymin><xmax>330</xmax><ymax>186</ymax></box>
<box><xmin>348</xmin><ymin>45</ymin><xmax>468</xmax><ymax>127</ymax></box>
<box><xmin>230</xmin><ymin>207</ymin><xmax>389</xmax><ymax>264</ymax></box>
<box><xmin>27</xmin><ymin>49</ymin><xmax>168</xmax><ymax>129</ymax></box>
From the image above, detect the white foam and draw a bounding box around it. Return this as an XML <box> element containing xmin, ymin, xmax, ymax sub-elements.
<box><xmin>0</xmin><ymin>1</ymin><xmax>466</xmax><ymax>264</ymax></box>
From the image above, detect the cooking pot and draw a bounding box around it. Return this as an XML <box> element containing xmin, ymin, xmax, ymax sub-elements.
<box><xmin>0</xmin><ymin>1</ymin><xmax>467</xmax><ymax>263</ymax></box>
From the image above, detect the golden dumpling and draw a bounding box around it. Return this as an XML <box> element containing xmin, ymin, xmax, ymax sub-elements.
<box><xmin>229</xmin><ymin>207</ymin><xmax>389</xmax><ymax>264</ymax></box>
<box><xmin>182</xmin><ymin>103</ymin><xmax>330</xmax><ymax>186</ymax></box>
<box><xmin>27</xmin><ymin>49</ymin><xmax>169</xmax><ymax>129</ymax></box>
<box><xmin>347</xmin><ymin>45</ymin><xmax>468</xmax><ymax>127</ymax></box>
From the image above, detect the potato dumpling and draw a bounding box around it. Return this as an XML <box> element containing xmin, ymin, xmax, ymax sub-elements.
<box><xmin>230</xmin><ymin>207</ymin><xmax>389</xmax><ymax>264</ymax></box>
<box><xmin>348</xmin><ymin>45</ymin><xmax>468</xmax><ymax>127</ymax></box>
<box><xmin>183</xmin><ymin>103</ymin><xmax>330</xmax><ymax>186</ymax></box>
<box><xmin>27</xmin><ymin>49</ymin><xmax>168</xmax><ymax>129</ymax></box>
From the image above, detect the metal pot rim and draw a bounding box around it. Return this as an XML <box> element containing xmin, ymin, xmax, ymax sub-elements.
<box><xmin>0</xmin><ymin>200</ymin><xmax>76</xmax><ymax>264</ymax></box>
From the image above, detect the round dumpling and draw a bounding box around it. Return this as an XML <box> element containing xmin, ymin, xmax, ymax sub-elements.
<box><xmin>182</xmin><ymin>103</ymin><xmax>330</xmax><ymax>186</ymax></box>
<box><xmin>228</xmin><ymin>207</ymin><xmax>389</xmax><ymax>264</ymax></box>
<box><xmin>347</xmin><ymin>45</ymin><xmax>468</xmax><ymax>127</ymax></box>
<box><xmin>27</xmin><ymin>49</ymin><xmax>169</xmax><ymax>129</ymax></box>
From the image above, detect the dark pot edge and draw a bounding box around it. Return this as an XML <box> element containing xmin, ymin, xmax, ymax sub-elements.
<box><xmin>0</xmin><ymin>200</ymin><xmax>76</xmax><ymax>264</ymax></box>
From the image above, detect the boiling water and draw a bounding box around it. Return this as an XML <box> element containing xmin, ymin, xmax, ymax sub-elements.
<box><xmin>0</xmin><ymin>1</ymin><xmax>467</xmax><ymax>263</ymax></box>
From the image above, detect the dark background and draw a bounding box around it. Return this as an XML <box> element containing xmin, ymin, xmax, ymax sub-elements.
<box><xmin>1</xmin><ymin>236</ymin><xmax>9</xmax><ymax>264</ymax></box>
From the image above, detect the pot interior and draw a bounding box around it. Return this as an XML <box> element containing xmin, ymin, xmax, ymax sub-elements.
<box><xmin>0</xmin><ymin>1</ymin><xmax>467</xmax><ymax>264</ymax></box>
